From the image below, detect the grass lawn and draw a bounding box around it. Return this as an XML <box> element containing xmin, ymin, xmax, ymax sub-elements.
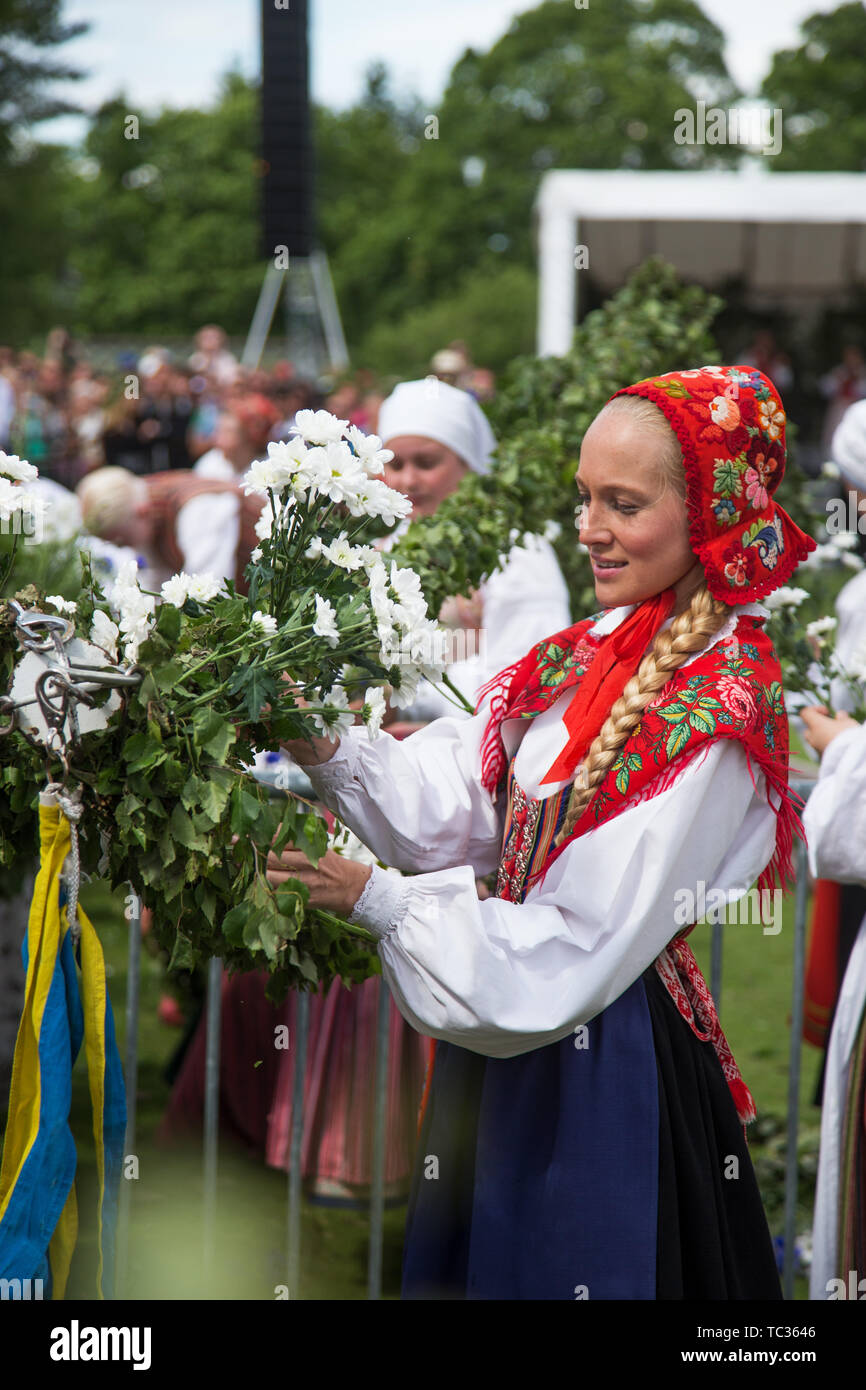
<box><xmin>59</xmin><ymin>854</ymin><xmax>822</xmax><ymax>1300</ymax></box>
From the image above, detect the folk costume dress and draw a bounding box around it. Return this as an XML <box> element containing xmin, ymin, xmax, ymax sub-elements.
<box><xmin>304</xmin><ymin>366</ymin><xmax>816</xmax><ymax>1298</ymax></box>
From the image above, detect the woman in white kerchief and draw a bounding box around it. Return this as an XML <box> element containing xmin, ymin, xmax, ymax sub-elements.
<box><xmin>375</xmin><ymin>378</ymin><xmax>571</xmax><ymax>727</ymax></box>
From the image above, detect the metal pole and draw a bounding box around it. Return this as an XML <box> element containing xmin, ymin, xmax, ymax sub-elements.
<box><xmin>202</xmin><ymin>956</ymin><xmax>223</xmax><ymax>1271</ymax></box>
<box><xmin>115</xmin><ymin>888</ymin><xmax>141</xmax><ymax>1298</ymax></box>
<box><xmin>287</xmin><ymin>989</ymin><xmax>309</xmax><ymax>1297</ymax></box>
<box><xmin>367</xmin><ymin>974</ymin><xmax>391</xmax><ymax>1299</ymax></box>
<box><xmin>783</xmin><ymin>833</ymin><xmax>810</xmax><ymax>1299</ymax></box>
<box><xmin>241</xmin><ymin>263</ymin><xmax>286</xmax><ymax>369</ymax></box>
<box><xmin>309</xmin><ymin>249</ymin><xmax>349</xmax><ymax>371</ymax></box>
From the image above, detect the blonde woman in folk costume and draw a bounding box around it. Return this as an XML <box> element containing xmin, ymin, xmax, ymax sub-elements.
<box><xmin>268</xmin><ymin>365</ymin><xmax>815</xmax><ymax>1299</ymax></box>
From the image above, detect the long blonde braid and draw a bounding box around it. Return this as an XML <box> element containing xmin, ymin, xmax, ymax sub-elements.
<box><xmin>553</xmin><ymin>585</ymin><xmax>733</xmax><ymax>848</ymax></box>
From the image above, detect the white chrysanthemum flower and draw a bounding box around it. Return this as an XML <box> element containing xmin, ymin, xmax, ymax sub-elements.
<box><xmin>0</xmin><ymin>451</ymin><xmax>38</xmax><ymax>483</ymax></box>
<box><xmin>362</xmin><ymin>685</ymin><xmax>387</xmax><ymax>739</ymax></box>
<box><xmin>312</xmin><ymin>593</ymin><xmax>339</xmax><ymax>647</ymax></box>
<box><xmin>354</xmin><ymin>544</ymin><xmax>381</xmax><ymax>570</ymax></box>
<box><xmin>251</xmin><ymin>546</ymin><xmax>263</xmax><ymax>562</ymax></box>
<box><xmin>45</xmin><ymin>594</ymin><xmax>77</xmax><ymax>615</ymax></box>
<box><xmin>294</xmin><ymin>409</ymin><xmax>349</xmax><ymax>446</ymax></box>
<box><xmin>252</xmin><ymin>610</ymin><xmax>277</xmax><ymax>635</ymax></box>
<box><xmin>821</xmin><ymin>460</ymin><xmax>841</xmax><ymax>479</ymax></box>
<box><xmin>310</xmin><ymin>683</ymin><xmax>354</xmax><ymax>737</ymax></box>
<box><xmin>341</xmin><ymin>476</ymin><xmax>411</xmax><ymax>524</ymax></box>
<box><xmin>543</xmin><ymin>519</ymin><xmax>562</xmax><ymax>542</ymax></box>
<box><xmin>186</xmin><ymin>573</ymin><xmax>221</xmax><ymax>603</ymax></box>
<box><xmin>90</xmin><ymin>608</ymin><xmax>119</xmax><ymax>660</ymax></box>
<box><xmin>266</xmin><ymin>435</ymin><xmax>309</xmax><ymax>471</ymax></box>
<box><xmin>764</xmin><ymin>586</ymin><xmax>810</xmax><ymax>611</ymax></box>
<box><xmin>114</xmin><ymin>557</ymin><xmax>141</xmax><ymax>591</ymax></box>
<box><xmin>0</xmin><ymin>477</ymin><xmax>36</xmax><ymax>520</ymax></box>
<box><xmin>345</xmin><ymin>424</ymin><xmax>393</xmax><ymax>475</ymax></box>
<box><xmin>243</xmin><ymin>456</ymin><xmax>292</xmax><ymax>495</ymax></box>
<box><xmin>304</xmin><ymin>441</ymin><xmax>365</xmax><ymax>505</ymax></box>
<box><xmin>304</xmin><ymin>534</ymin><xmax>324</xmax><ymax>559</ymax></box>
<box><xmin>161</xmin><ymin>573</ymin><xmax>190</xmax><ymax>607</ymax></box>
<box><xmin>842</xmin><ymin>552</ymin><xmax>865</xmax><ymax>571</ymax></box>
<box><xmin>387</xmin><ymin>666</ymin><xmax>422</xmax><ymax>709</ymax></box>
<box><xmin>805</xmin><ymin>616</ymin><xmax>837</xmax><ymax>640</ymax></box>
<box><xmin>829</xmin><ymin>530</ymin><xmax>858</xmax><ymax>550</ymax></box>
<box><xmin>321</xmin><ymin>533</ymin><xmax>365</xmax><ymax>571</ymax></box>
<box><xmin>389</xmin><ymin>561</ymin><xmax>424</xmax><ymax>603</ymax></box>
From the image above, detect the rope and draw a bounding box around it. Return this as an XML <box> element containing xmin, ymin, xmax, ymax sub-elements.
<box><xmin>44</xmin><ymin>782</ymin><xmax>83</xmax><ymax>946</ymax></box>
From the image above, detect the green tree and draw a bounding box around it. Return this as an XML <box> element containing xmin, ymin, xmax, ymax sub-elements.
<box><xmin>0</xmin><ymin>0</ymin><xmax>86</xmax><ymax>157</ymax></box>
<box><xmin>67</xmin><ymin>73</ymin><xmax>262</xmax><ymax>335</ymax></box>
<box><xmin>0</xmin><ymin>0</ymin><xmax>87</xmax><ymax>343</ymax></box>
<box><xmin>760</xmin><ymin>2</ymin><xmax>866</xmax><ymax>171</ymax></box>
<box><xmin>319</xmin><ymin>0</ymin><xmax>739</xmax><ymax>368</ymax></box>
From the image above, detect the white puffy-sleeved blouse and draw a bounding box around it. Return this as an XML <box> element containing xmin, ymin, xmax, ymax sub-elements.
<box><xmin>304</xmin><ymin>603</ymin><xmax>778</xmax><ymax>1060</ymax></box>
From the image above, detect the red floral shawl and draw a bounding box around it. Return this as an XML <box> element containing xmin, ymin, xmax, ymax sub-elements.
<box><xmin>477</xmin><ymin>607</ymin><xmax>802</xmax><ymax>899</ymax></box>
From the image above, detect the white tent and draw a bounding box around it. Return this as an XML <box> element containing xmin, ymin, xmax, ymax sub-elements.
<box><xmin>535</xmin><ymin>170</ymin><xmax>866</xmax><ymax>356</ymax></box>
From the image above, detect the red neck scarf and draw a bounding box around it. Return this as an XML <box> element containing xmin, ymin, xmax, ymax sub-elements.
<box><xmin>539</xmin><ymin>587</ymin><xmax>675</xmax><ymax>785</ymax></box>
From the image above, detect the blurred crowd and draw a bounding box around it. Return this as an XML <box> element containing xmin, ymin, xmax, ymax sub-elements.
<box><xmin>0</xmin><ymin>325</ymin><xmax>497</xmax><ymax>490</ymax></box>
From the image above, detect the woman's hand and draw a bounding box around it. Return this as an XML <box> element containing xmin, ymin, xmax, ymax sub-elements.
<box><xmin>800</xmin><ymin>705</ymin><xmax>859</xmax><ymax>756</ymax></box>
<box><xmin>266</xmin><ymin>846</ymin><xmax>372</xmax><ymax>918</ymax></box>
<box><xmin>268</xmin><ymin>677</ymin><xmax>344</xmax><ymax>767</ymax></box>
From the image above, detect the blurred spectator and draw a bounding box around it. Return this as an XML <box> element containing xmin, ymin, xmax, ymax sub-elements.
<box><xmin>739</xmin><ymin>329</ymin><xmax>794</xmax><ymax>394</ymax></box>
<box><xmin>820</xmin><ymin>345</ymin><xmax>866</xmax><ymax>455</ymax></box>
<box><xmin>188</xmin><ymin>324</ymin><xmax>239</xmax><ymax>386</ymax></box>
<box><xmin>77</xmin><ymin>465</ymin><xmax>265</xmax><ymax>592</ymax></box>
<box><xmin>194</xmin><ymin>395</ymin><xmax>281</xmax><ymax>480</ymax></box>
<box><xmin>102</xmin><ymin>391</ymin><xmax>152</xmax><ymax>475</ymax></box>
<box><xmin>0</xmin><ymin>352</ymin><xmax>15</xmax><ymax>450</ymax></box>
<box><xmin>466</xmin><ymin>366</ymin><xmax>496</xmax><ymax>403</ymax></box>
<box><xmin>137</xmin><ymin>361</ymin><xmax>194</xmax><ymax>472</ymax></box>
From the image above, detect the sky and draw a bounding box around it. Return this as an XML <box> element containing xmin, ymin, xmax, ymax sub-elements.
<box><xmin>40</xmin><ymin>0</ymin><xmax>844</xmax><ymax>146</ymax></box>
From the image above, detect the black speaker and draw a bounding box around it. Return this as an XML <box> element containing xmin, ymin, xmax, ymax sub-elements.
<box><xmin>260</xmin><ymin>0</ymin><xmax>314</xmax><ymax>261</ymax></box>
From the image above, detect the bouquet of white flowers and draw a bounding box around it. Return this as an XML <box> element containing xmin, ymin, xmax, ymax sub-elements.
<box><xmin>0</xmin><ymin>420</ymin><xmax>464</xmax><ymax>994</ymax></box>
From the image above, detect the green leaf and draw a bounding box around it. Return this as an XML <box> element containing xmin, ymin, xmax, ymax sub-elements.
<box><xmin>169</xmin><ymin>803</ymin><xmax>208</xmax><ymax>853</ymax></box>
<box><xmin>222</xmin><ymin>900</ymin><xmax>252</xmax><ymax>947</ymax></box>
<box><xmin>168</xmin><ymin>930</ymin><xmax>195</xmax><ymax>972</ymax></box>
<box><xmin>665</xmin><ymin>722</ymin><xmax>691</xmax><ymax>758</ymax></box>
<box><xmin>689</xmin><ymin>710</ymin><xmax>716</xmax><ymax>735</ymax></box>
<box><xmin>156</xmin><ymin>602</ymin><xmax>182</xmax><ymax>643</ymax></box>
<box><xmin>655</xmin><ymin>702</ymin><xmax>687</xmax><ymax>722</ymax></box>
<box><xmin>193</xmin><ymin>706</ymin><xmax>235</xmax><ymax>763</ymax></box>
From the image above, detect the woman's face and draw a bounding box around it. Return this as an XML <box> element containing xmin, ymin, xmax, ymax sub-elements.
<box><xmin>383</xmin><ymin>436</ymin><xmax>469</xmax><ymax>519</ymax></box>
<box><xmin>576</xmin><ymin>410</ymin><xmax>701</xmax><ymax>609</ymax></box>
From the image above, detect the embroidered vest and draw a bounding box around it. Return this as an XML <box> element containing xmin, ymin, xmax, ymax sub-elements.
<box><xmin>480</xmin><ymin>609</ymin><xmax>800</xmax><ymax>900</ymax></box>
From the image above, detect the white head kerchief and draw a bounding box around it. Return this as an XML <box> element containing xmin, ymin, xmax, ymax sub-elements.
<box><xmin>832</xmin><ymin>398</ymin><xmax>866</xmax><ymax>490</ymax></box>
<box><xmin>377</xmin><ymin>379</ymin><xmax>497</xmax><ymax>476</ymax></box>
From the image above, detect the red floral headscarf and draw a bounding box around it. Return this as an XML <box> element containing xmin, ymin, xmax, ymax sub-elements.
<box><xmin>611</xmin><ymin>364</ymin><xmax>816</xmax><ymax>601</ymax></box>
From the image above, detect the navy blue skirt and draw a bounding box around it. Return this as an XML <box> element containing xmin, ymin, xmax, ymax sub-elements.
<box><xmin>401</xmin><ymin>967</ymin><xmax>782</xmax><ymax>1300</ymax></box>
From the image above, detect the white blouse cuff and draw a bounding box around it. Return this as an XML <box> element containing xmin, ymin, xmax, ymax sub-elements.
<box><xmin>303</xmin><ymin>729</ymin><xmax>361</xmax><ymax>794</ymax></box>
<box><xmin>347</xmin><ymin>863</ymin><xmax>410</xmax><ymax>939</ymax></box>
